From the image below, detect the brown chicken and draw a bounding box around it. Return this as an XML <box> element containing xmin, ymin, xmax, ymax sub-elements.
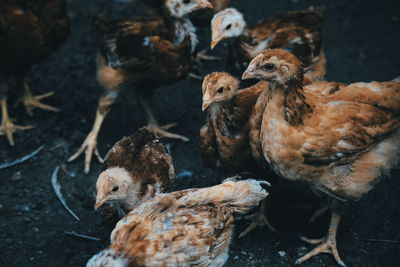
<box><xmin>94</xmin><ymin>128</ymin><xmax>174</xmax><ymax>220</ymax></box>
<box><xmin>0</xmin><ymin>0</ymin><xmax>69</xmax><ymax>145</ymax></box>
<box><xmin>87</xmin><ymin>178</ymin><xmax>269</xmax><ymax>267</ymax></box>
<box><xmin>242</xmin><ymin>49</ymin><xmax>400</xmax><ymax>266</ymax></box>
<box><xmin>200</xmin><ymin>71</ymin><xmax>266</xmax><ymax>172</ymax></box>
<box><xmin>68</xmin><ymin>0</ymin><xmax>213</xmax><ymax>174</ymax></box>
<box><xmin>211</xmin><ymin>6</ymin><xmax>326</xmax><ymax>83</ymax></box>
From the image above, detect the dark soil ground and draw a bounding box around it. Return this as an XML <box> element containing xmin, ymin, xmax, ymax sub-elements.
<box><xmin>1</xmin><ymin>0</ymin><xmax>399</xmax><ymax>266</ymax></box>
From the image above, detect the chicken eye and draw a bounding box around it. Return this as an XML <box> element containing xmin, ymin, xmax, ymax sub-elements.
<box><xmin>225</xmin><ymin>24</ymin><xmax>232</xmax><ymax>30</ymax></box>
<box><xmin>263</xmin><ymin>63</ymin><xmax>276</xmax><ymax>71</ymax></box>
<box><xmin>183</xmin><ymin>0</ymin><xmax>190</xmax><ymax>3</ymax></box>
<box><xmin>112</xmin><ymin>186</ymin><xmax>119</xmax><ymax>192</ymax></box>
<box><xmin>217</xmin><ymin>87</ymin><xmax>224</xmax><ymax>94</ymax></box>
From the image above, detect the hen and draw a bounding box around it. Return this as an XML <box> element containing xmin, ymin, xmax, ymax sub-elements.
<box><xmin>211</xmin><ymin>6</ymin><xmax>325</xmax><ymax>84</ymax></box>
<box><xmin>87</xmin><ymin>178</ymin><xmax>269</xmax><ymax>267</ymax></box>
<box><xmin>243</xmin><ymin>49</ymin><xmax>400</xmax><ymax>266</ymax></box>
<box><xmin>95</xmin><ymin>128</ymin><xmax>174</xmax><ymax>221</ymax></box>
<box><xmin>0</xmin><ymin>0</ymin><xmax>70</xmax><ymax>145</ymax></box>
<box><xmin>68</xmin><ymin>0</ymin><xmax>213</xmax><ymax>174</ymax></box>
<box><xmin>200</xmin><ymin>71</ymin><xmax>266</xmax><ymax>172</ymax></box>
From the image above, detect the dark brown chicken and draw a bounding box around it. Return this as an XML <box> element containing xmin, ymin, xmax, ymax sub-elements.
<box><xmin>68</xmin><ymin>0</ymin><xmax>213</xmax><ymax>174</ymax></box>
<box><xmin>87</xmin><ymin>178</ymin><xmax>269</xmax><ymax>267</ymax></box>
<box><xmin>211</xmin><ymin>6</ymin><xmax>325</xmax><ymax>83</ymax></box>
<box><xmin>94</xmin><ymin>128</ymin><xmax>174</xmax><ymax>221</ymax></box>
<box><xmin>0</xmin><ymin>0</ymin><xmax>69</xmax><ymax>145</ymax></box>
<box><xmin>200</xmin><ymin>72</ymin><xmax>265</xmax><ymax>172</ymax></box>
<box><xmin>243</xmin><ymin>49</ymin><xmax>400</xmax><ymax>266</ymax></box>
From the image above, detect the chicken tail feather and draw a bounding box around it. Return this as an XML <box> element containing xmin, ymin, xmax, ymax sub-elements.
<box><xmin>177</xmin><ymin>179</ymin><xmax>269</xmax><ymax>214</ymax></box>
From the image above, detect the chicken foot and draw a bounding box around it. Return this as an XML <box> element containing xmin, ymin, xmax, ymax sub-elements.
<box><xmin>238</xmin><ymin>198</ymin><xmax>276</xmax><ymax>238</ymax></box>
<box><xmin>16</xmin><ymin>77</ymin><xmax>59</xmax><ymax>116</ymax></box>
<box><xmin>0</xmin><ymin>98</ymin><xmax>32</xmax><ymax>146</ymax></box>
<box><xmin>68</xmin><ymin>95</ymin><xmax>114</xmax><ymax>174</ymax></box>
<box><xmin>138</xmin><ymin>94</ymin><xmax>189</xmax><ymax>142</ymax></box>
<box><xmin>296</xmin><ymin>208</ymin><xmax>346</xmax><ymax>267</ymax></box>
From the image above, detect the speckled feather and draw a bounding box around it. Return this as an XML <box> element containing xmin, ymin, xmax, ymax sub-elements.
<box><xmin>247</xmin><ymin>49</ymin><xmax>400</xmax><ymax>201</ymax></box>
<box><xmin>88</xmin><ymin>179</ymin><xmax>268</xmax><ymax>267</ymax></box>
<box><xmin>102</xmin><ymin>128</ymin><xmax>174</xmax><ymax>199</ymax></box>
<box><xmin>200</xmin><ymin>72</ymin><xmax>266</xmax><ymax>172</ymax></box>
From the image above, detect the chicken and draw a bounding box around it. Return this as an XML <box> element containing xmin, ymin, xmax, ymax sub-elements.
<box><xmin>68</xmin><ymin>0</ymin><xmax>213</xmax><ymax>174</ymax></box>
<box><xmin>94</xmin><ymin>128</ymin><xmax>174</xmax><ymax>221</ymax></box>
<box><xmin>87</xmin><ymin>178</ymin><xmax>269</xmax><ymax>267</ymax></box>
<box><xmin>242</xmin><ymin>49</ymin><xmax>400</xmax><ymax>266</ymax></box>
<box><xmin>0</xmin><ymin>0</ymin><xmax>70</xmax><ymax>145</ymax></box>
<box><xmin>211</xmin><ymin>6</ymin><xmax>326</xmax><ymax>84</ymax></box>
<box><xmin>200</xmin><ymin>72</ymin><xmax>266</xmax><ymax>172</ymax></box>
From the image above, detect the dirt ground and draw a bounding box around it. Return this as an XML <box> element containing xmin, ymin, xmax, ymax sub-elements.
<box><xmin>0</xmin><ymin>0</ymin><xmax>399</xmax><ymax>266</ymax></box>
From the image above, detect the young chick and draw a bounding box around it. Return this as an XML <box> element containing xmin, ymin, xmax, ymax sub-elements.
<box><xmin>243</xmin><ymin>49</ymin><xmax>400</xmax><ymax>266</ymax></box>
<box><xmin>200</xmin><ymin>72</ymin><xmax>266</xmax><ymax>172</ymax></box>
<box><xmin>95</xmin><ymin>128</ymin><xmax>174</xmax><ymax>220</ymax></box>
<box><xmin>68</xmin><ymin>0</ymin><xmax>213</xmax><ymax>174</ymax></box>
<box><xmin>87</xmin><ymin>178</ymin><xmax>269</xmax><ymax>267</ymax></box>
<box><xmin>0</xmin><ymin>0</ymin><xmax>69</xmax><ymax>145</ymax></box>
<box><xmin>211</xmin><ymin>6</ymin><xmax>325</xmax><ymax>83</ymax></box>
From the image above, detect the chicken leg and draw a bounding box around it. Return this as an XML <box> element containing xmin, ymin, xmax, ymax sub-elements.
<box><xmin>296</xmin><ymin>205</ymin><xmax>346</xmax><ymax>267</ymax></box>
<box><xmin>17</xmin><ymin>76</ymin><xmax>59</xmax><ymax>116</ymax></box>
<box><xmin>0</xmin><ymin>98</ymin><xmax>32</xmax><ymax>146</ymax></box>
<box><xmin>238</xmin><ymin>198</ymin><xmax>276</xmax><ymax>238</ymax></box>
<box><xmin>68</xmin><ymin>95</ymin><xmax>115</xmax><ymax>174</ymax></box>
<box><xmin>137</xmin><ymin>93</ymin><xmax>189</xmax><ymax>142</ymax></box>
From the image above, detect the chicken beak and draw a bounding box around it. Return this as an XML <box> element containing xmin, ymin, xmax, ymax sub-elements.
<box><xmin>193</xmin><ymin>0</ymin><xmax>213</xmax><ymax>11</ymax></box>
<box><xmin>202</xmin><ymin>101</ymin><xmax>211</xmax><ymax>111</ymax></box>
<box><xmin>210</xmin><ymin>18</ymin><xmax>223</xmax><ymax>49</ymax></box>
<box><xmin>94</xmin><ymin>190</ymin><xmax>107</xmax><ymax>210</ymax></box>
<box><xmin>242</xmin><ymin>62</ymin><xmax>257</xmax><ymax>80</ymax></box>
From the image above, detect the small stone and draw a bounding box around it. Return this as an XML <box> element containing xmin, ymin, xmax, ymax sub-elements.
<box><xmin>10</xmin><ymin>171</ymin><xmax>23</xmax><ymax>182</ymax></box>
<box><xmin>240</xmin><ymin>251</ymin><xmax>247</xmax><ymax>256</ymax></box>
<box><xmin>20</xmin><ymin>205</ymin><xmax>31</xmax><ymax>212</ymax></box>
<box><xmin>0</xmin><ymin>204</ymin><xmax>3</xmax><ymax>209</ymax></box>
<box><xmin>278</xmin><ymin>251</ymin><xmax>287</xmax><ymax>257</ymax></box>
<box><xmin>24</xmin><ymin>217</ymin><xmax>32</xmax><ymax>223</ymax></box>
<box><xmin>33</xmin><ymin>227</ymin><xmax>39</xmax><ymax>232</ymax></box>
<box><xmin>233</xmin><ymin>256</ymin><xmax>239</xmax><ymax>260</ymax></box>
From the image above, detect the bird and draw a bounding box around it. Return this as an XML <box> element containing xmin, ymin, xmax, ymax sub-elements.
<box><xmin>68</xmin><ymin>0</ymin><xmax>213</xmax><ymax>174</ymax></box>
<box><xmin>242</xmin><ymin>48</ymin><xmax>400</xmax><ymax>266</ymax></box>
<box><xmin>87</xmin><ymin>178</ymin><xmax>269</xmax><ymax>267</ymax></box>
<box><xmin>210</xmin><ymin>6</ymin><xmax>326</xmax><ymax>84</ymax></box>
<box><xmin>200</xmin><ymin>71</ymin><xmax>266</xmax><ymax>172</ymax></box>
<box><xmin>0</xmin><ymin>0</ymin><xmax>70</xmax><ymax>145</ymax></box>
<box><xmin>94</xmin><ymin>128</ymin><xmax>174</xmax><ymax>221</ymax></box>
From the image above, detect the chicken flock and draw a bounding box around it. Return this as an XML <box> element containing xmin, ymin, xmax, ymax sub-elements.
<box><xmin>1</xmin><ymin>0</ymin><xmax>399</xmax><ymax>266</ymax></box>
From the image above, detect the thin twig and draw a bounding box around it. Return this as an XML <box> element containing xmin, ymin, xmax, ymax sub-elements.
<box><xmin>64</xmin><ymin>231</ymin><xmax>101</xmax><ymax>241</ymax></box>
<box><xmin>0</xmin><ymin>145</ymin><xmax>44</xmax><ymax>170</ymax></box>
<box><xmin>51</xmin><ymin>166</ymin><xmax>80</xmax><ymax>221</ymax></box>
<box><xmin>367</xmin><ymin>238</ymin><xmax>399</xmax><ymax>243</ymax></box>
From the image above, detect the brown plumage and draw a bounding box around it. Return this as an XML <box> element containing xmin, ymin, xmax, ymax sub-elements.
<box><xmin>200</xmin><ymin>72</ymin><xmax>266</xmax><ymax>172</ymax></box>
<box><xmin>211</xmin><ymin>6</ymin><xmax>325</xmax><ymax>84</ymax></box>
<box><xmin>87</xmin><ymin>179</ymin><xmax>269</xmax><ymax>267</ymax></box>
<box><xmin>95</xmin><ymin>128</ymin><xmax>174</xmax><ymax>220</ymax></box>
<box><xmin>68</xmin><ymin>0</ymin><xmax>213</xmax><ymax>174</ymax></box>
<box><xmin>243</xmin><ymin>49</ymin><xmax>400</xmax><ymax>266</ymax></box>
<box><xmin>0</xmin><ymin>0</ymin><xmax>69</xmax><ymax>145</ymax></box>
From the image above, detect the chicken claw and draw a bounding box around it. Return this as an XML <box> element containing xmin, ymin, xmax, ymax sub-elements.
<box><xmin>147</xmin><ymin>123</ymin><xmax>190</xmax><ymax>142</ymax></box>
<box><xmin>0</xmin><ymin>98</ymin><xmax>33</xmax><ymax>146</ymax></box>
<box><xmin>18</xmin><ymin>89</ymin><xmax>59</xmax><ymax>116</ymax></box>
<box><xmin>296</xmin><ymin>236</ymin><xmax>346</xmax><ymax>267</ymax></box>
<box><xmin>296</xmin><ymin>210</ymin><xmax>346</xmax><ymax>267</ymax></box>
<box><xmin>68</xmin><ymin>131</ymin><xmax>104</xmax><ymax>174</ymax></box>
<box><xmin>238</xmin><ymin>199</ymin><xmax>276</xmax><ymax>238</ymax></box>
<box><xmin>195</xmin><ymin>49</ymin><xmax>221</xmax><ymax>64</ymax></box>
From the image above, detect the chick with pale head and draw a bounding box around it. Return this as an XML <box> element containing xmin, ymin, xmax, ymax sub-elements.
<box><xmin>94</xmin><ymin>128</ymin><xmax>174</xmax><ymax>219</ymax></box>
<box><xmin>201</xmin><ymin>72</ymin><xmax>240</xmax><ymax>111</ymax></box>
<box><xmin>210</xmin><ymin>8</ymin><xmax>246</xmax><ymax>49</ymax></box>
